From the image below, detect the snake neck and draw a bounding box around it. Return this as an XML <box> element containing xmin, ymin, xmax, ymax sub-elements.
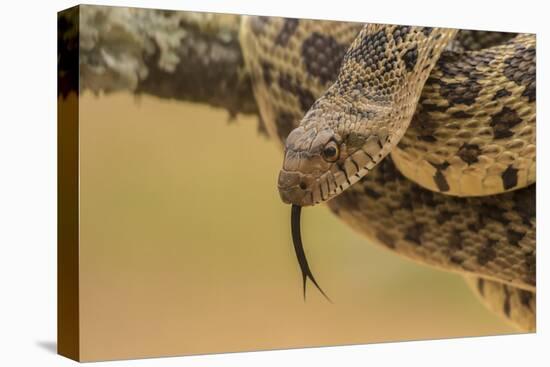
<box><xmin>326</xmin><ymin>25</ymin><xmax>458</xmax><ymax>154</ymax></box>
<box><xmin>279</xmin><ymin>25</ymin><xmax>457</xmax><ymax>206</ymax></box>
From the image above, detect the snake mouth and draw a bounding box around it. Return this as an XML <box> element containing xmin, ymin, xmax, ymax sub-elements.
<box><xmin>278</xmin><ymin>147</ymin><xmax>380</xmax><ymax>206</ymax></box>
<box><xmin>278</xmin><ymin>167</ymin><xmax>352</xmax><ymax>206</ymax></box>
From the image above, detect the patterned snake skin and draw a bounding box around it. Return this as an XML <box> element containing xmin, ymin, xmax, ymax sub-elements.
<box><xmin>239</xmin><ymin>17</ymin><xmax>536</xmax><ymax>331</ymax></box>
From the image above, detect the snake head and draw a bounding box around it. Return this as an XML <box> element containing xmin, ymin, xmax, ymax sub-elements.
<box><xmin>278</xmin><ymin>121</ymin><xmax>388</xmax><ymax>206</ymax></box>
<box><xmin>278</xmin><ymin>126</ymin><xmax>338</xmax><ymax>206</ymax></box>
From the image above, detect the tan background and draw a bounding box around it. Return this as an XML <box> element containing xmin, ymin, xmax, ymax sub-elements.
<box><xmin>79</xmin><ymin>93</ymin><xmax>514</xmax><ymax>361</ymax></box>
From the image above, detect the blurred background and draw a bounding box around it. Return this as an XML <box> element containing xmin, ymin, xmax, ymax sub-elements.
<box><xmin>79</xmin><ymin>92</ymin><xmax>514</xmax><ymax>361</ymax></box>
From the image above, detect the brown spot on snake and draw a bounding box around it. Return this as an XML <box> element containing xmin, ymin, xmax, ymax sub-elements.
<box><xmin>404</xmin><ymin>223</ymin><xmax>424</xmax><ymax>245</ymax></box>
<box><xmin>490</xmin><ymin>107</ymin><xmax>522</xmax><ymax>140</ymax></box>
<box><xmin>502</xmin><ymin>165</ymin><xmax>519</xmax><ymax>190</ymax></box>
<box><xmin>275</xmin><ymin>18</ymin><xmax>299</xmax><ymax>46</ymax></box>
<box><xmin>503</xmin><ymin>46</ymin><xmax>536</xmax><ymax>102</ymax></box>
<box><xmin>302</xmin><ymin>32</ymin><xmax>347</xmax><ymax>85</ymax></box>
<box><xmin>457</xmin><ymin>143</ymin><xmax>481</xmax><ymax>165</ymax></box>
<box><xmin>402</xmin><ymin>45</ymin><xmax>418</xmax><ymax>71</ymax></box>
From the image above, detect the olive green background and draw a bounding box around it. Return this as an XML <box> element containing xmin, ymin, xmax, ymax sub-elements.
<box><xmin>78</xmin><ymin>92</ymin><xmax>514</xmax><ymax>361</ymax></box>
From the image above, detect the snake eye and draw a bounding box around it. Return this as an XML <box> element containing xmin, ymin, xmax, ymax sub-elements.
<box><xmin>322</xmin><ymin>141</ymin><xmax>340</xmax><ymax>162</ymax></box>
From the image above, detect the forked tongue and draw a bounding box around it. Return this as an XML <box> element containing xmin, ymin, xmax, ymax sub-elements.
<box><xmin>291</xmin><ymin>204</ymin><xmax>331</xmax><ymax>302</ymax></box>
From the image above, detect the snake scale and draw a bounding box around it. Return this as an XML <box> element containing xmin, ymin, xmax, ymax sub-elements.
<box><xmin>239</xmin><ymin>17</ymin><xmax>536</xmax><ymax>331</ymax></box>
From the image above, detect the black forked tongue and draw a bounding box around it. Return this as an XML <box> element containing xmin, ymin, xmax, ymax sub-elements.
<box><xmin>290</xmin><ymin>204</ymin><xmax>332</xmax><ymax>302</ymax></box>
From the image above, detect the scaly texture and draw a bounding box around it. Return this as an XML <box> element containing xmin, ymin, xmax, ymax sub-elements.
<box><xmin>240</xmin><ymin>17</ymin><xmax>535</xmax><ymax>330</ymax></box>
<box><xmin>465</xmin><ymin>276</ymin><xmax>535</xmax><ymax>331</ymax></box>
<box><xmin>241</xmin><ymin>17</ymin><xmax>363</xmax><ymax>144</ymax></box>
<box><xmin>393</xmin><ymin>34</ymin><xmax>535</xmax><ymax>196</ymax></box>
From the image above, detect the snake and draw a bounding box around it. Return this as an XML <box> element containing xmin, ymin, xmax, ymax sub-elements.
<box><xmin>238</xmin><ymin>17</ymin><xmax>536</xmax><ymax>331</ymax></box>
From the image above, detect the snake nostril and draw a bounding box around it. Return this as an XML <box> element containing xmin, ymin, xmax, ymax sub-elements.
<box><xmin>299</xmin><ymin>181</ymin><xmax>307</xmax><ymax>190</ymax></box>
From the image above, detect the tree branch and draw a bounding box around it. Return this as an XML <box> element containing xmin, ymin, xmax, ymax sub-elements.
<box><xmin>62</xmin><ymin>5</ymin><xmax>258</xmax><ymax>117</ymax></box>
